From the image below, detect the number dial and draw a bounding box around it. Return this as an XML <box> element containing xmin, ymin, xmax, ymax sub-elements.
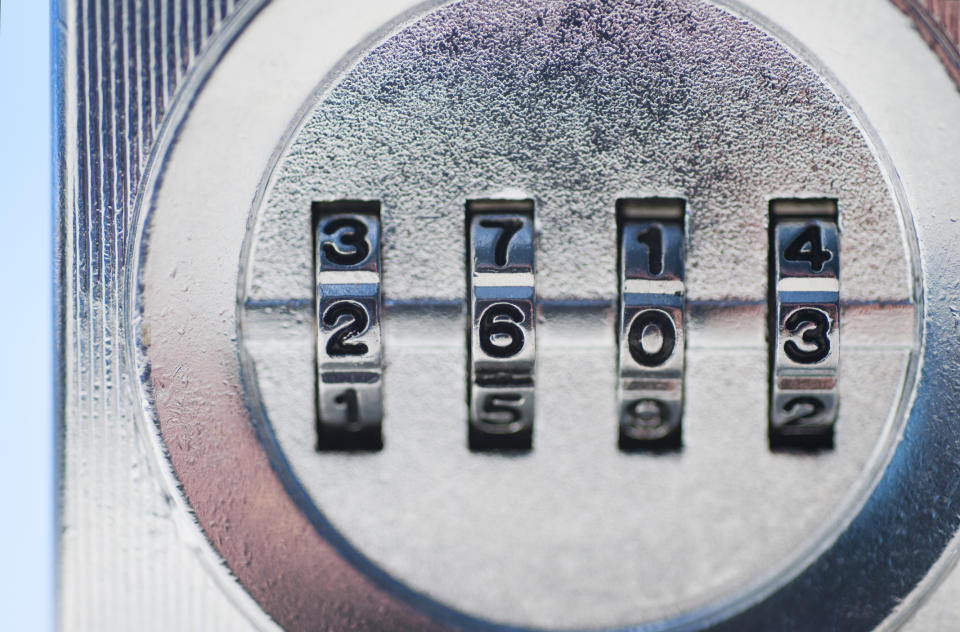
<box><xmin>773</xmin><ymin>218</ymin><xmax>839</xmax><ymax>375</ymax></box>
<box><xmin>470</xmin><ymin>294</ymin><xmax>536</xmax><ymax>445</ymax></box>
<box><xmin>769</xmin><ymin>208</ymin><xmax>840</xmax><ymax>448</ymax></box>
<box><xmin>314</xmin><ymin>207</ymin><xmax>383</xmax><ymax>448</ymax></box>
<box><xmin>617</xmin><ymin>207</ymin><xmax>686</xmax><ymax>450</ymax></box>
<box><xmin>468</xmin><ymin>208</ymin><xmax>536</xmax><ymax>450</ymax></box>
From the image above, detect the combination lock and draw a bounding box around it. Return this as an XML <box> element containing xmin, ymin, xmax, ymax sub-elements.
<box><xmin>58</xmin><ymin>0</ymin><xmax>960</xmax><ymax>630</ymax></box>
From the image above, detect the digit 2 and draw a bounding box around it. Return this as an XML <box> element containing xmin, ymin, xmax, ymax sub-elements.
<box><xmin>323</xmin><ymin>301</ymin><xmax>370</xmax><ymax>356</ymax></box>
<box><xmin>781</xmin><ymin>396</ymin><xmax>825</xmax><ymax>427</ymax></box>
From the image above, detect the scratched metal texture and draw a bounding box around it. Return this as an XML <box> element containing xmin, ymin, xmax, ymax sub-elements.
<box><xmin>57</xmin><ymin>0</ymin><xmax>960</xmax><ymax>631</ymax></box>
<box><xmin>56</xmin><ymin>1</ymin><xmax>261</xmax><ymax>630</ymax></box>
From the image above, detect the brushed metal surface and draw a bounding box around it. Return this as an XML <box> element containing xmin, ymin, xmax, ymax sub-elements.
<box><xmin>57</xmin><ymin>1</ymin><xmax>268</xmax><ymax>630</ymax></box>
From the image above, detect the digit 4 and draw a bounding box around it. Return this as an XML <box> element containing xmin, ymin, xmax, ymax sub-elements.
<box><xmin>784</xmin><ymin>224</ymin><xmax>832</xmax><ymax>272</ymax></box>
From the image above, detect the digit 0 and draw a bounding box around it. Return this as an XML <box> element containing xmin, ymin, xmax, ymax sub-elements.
<box><xmin>627</xmin><ymin>309</ymin><xmax>677</xmax><ymax>367</ymax></box>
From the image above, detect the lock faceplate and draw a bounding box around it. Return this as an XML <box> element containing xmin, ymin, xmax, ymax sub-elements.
<box><xmin>124</xmin><ymin>0</ymin><xmax>960</xmax><ymax>630</ymax></box>
<box><xmin>239</xmin><ymin>0</ymin><xmax>915</xmax><ymax>627</ymax></box>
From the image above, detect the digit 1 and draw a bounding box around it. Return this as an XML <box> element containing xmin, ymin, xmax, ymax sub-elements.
<box><xmin>636</xmin><ymin>225</ymin><xmax>663</xmax><ymax>276</ymax></box>
<box><xmin>335</xmin><ymin>388</ymin><xmax>360</xmax><ymax>427</ymax></box>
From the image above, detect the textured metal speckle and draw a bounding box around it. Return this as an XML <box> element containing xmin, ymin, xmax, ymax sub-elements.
<box><xmin>250</xmin><ymin>0</ymin><xmax>910</xmax><ymax>306</ymax></box>
<box><xmin>241</xmin><ymin>0</ymin><xmax>917</xmax><ymax>628</ymax></box>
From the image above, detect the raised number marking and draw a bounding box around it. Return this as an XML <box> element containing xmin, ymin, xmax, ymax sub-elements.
<box><xmin>784</xmin><ymin>224</ymin><xmax>832</xmax><ymax>273</ymax></box>
<box><xmin>781</xmin><ymin>396</ymin><xmax>825</xmax><ymax>427</ymax></box>
<box><xmin>479</xmin><ymin>393</ymin><xmax>525</xmax><ymax>429</ymax></box>
<box><xmin>635</xmin><ymin>225</ymin><xmax>664</xmax><ymax>276</ymax></box>
<box><xmin>334</xmin><ymin>388</ymin><xmax>360</xmax><ymax>426</ymax></box>
<box><xmin>624</xmin><ymin>399</ymin><xmax>670</xmax><ymax>433</ymax></box>
<box><xmin>479</xmin><ymin>218</ymin><xmax>523</xmax><ymax>267</ymax></box>
<box><xmin>627</xmin><ymin>309</ymin><xmax>677</xmax><ymax>367</ymax></box>
<box><xmin>323</xmin><ymin>301</ymin><xmax>370</xmax><ymax>357</ymax></box>
<box><xmin>783</xmin><ymin>307</ymin><xmax>830</xmax><ymax>364</ymax></box>
<box><xmin>479</xmin><ymin>302</ymin><xmax>526</xmax><ymax>359</ymax></box>
<box><xmin>321</xmin><ymin>217</ymin><xmax>370</xmax><ymax>266</ymax></box>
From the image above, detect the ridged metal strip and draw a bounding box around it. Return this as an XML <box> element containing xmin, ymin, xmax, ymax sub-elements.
<box><xmin>60</xmin><ymin>1</ymin><xmax>259</xmax><ymax>630</ymax></box>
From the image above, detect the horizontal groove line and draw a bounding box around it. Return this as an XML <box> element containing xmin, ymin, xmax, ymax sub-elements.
<box><xmin>243</xmin><ymin>297</ymin><xmax>914</xmax><ymax>311</ymax></box>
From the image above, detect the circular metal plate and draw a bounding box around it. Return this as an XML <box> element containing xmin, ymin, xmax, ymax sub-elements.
<box><xmin>245</xmin><ymin>0</ymin><xmax>914</xmax><ymax>627</ymax></box>
<box><xmin>129</xmin><ymin>0</ymin><xmax>960</xmax><ymax>630</ymax></box>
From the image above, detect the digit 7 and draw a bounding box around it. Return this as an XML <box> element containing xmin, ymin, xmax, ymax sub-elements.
<box><xmin>479</xmin><ymin>218</ymin><xmax>523</xmax><ymax>267</ymax></box>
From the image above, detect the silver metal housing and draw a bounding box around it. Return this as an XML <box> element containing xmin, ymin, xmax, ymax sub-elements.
<box><xmin>57</xmin><ymin>0</ymin><xmax>960</xmax><ymax>630</ymax></box>
<box><xmin>235</xmin><ymin>0</ymin><xmax>917</xmax><ymax>627</ymax></box>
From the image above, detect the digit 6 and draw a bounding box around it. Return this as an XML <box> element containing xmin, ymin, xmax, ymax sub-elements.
<box><xmin>479</xmin><ymin>303</ymin><xmax>525</xmax><ymax>358</ymax></box>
